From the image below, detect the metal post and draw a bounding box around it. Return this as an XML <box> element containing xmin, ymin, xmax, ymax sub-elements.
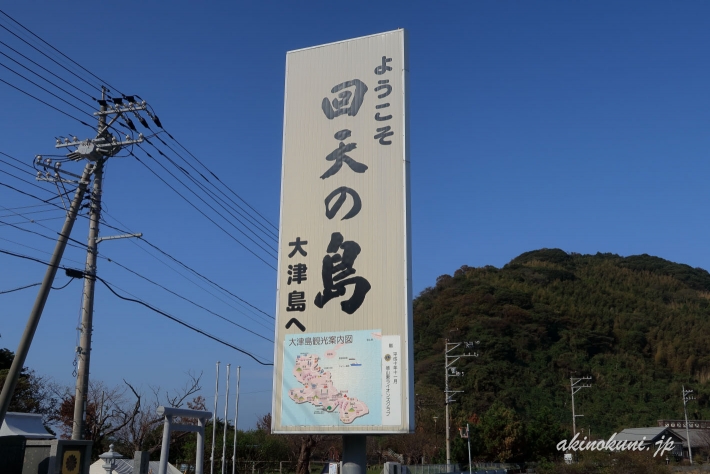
<box><xmin>466</xmin><ymin>424</ymin><xmax>471</xmax><ymax>474</ymax></box>
<box><xmin>72</xmin><ymin>156</ymin><xmax>104</xmax><ymax>440</ymax></box>
<box><xmin>212</xmin><ymin>362</ymin><xmax>220</xmax><ymax>474</ymax></box>
<box><xmin>232</xmin><ymin>366</ymin><xmax>241</xmax><ymax>474</ymax></box>
<box><xmin>158</xmin><ymin>415</ymin><xmax>172</xmax><ymax>474</ymax></box>
<box><xmin>342</xmin><ymin>435</ymin><xmax>367</xmax><ymax>474</ymax></box>
<box><xmin>0</xmin><ymin>161</ymin><xmax>94</xmax><ymax>428</ymax></box>
<box><xmin>197</xmin><ymin>417</ymin><xmax>206</xmax><ymax>474</ymax></box>
<box><xmin>222</xmin><ymin>364</ymin><xmax>231</xmax><ymax>474</ymax></box>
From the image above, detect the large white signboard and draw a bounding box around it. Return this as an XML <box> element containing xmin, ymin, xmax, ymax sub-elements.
<box><xmin>272</xmin><ymin>29</ymin><xmax>412</xmax><ymax>434</ymax></box>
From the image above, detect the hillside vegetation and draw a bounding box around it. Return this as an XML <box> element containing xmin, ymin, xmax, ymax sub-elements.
<box><xmin>412</xmin><ymin>249</ymin><xmax>710</xmax><ymax>462</ymax></box>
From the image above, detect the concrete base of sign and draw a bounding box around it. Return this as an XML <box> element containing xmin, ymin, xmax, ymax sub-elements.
<box><xmin>342</xmin><ymin>435</ymin><xmax>366</xmax><ymax>474</ymax></box>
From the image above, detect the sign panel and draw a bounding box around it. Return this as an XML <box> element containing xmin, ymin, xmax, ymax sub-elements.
<box><xmin>272</xmin><ymin>29</ymin><xmax>412</xmax><ymax>434</ymax></box>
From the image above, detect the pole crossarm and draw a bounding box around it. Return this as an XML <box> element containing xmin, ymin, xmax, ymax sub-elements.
<box><xmin>96</xmin><ymin>233</ymin><xmax>142</xmax><ymax>244</ymax></box>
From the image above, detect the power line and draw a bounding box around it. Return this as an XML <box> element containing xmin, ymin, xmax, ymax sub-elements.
<box><xmin>0</xmin><ymin>247</ymin><xmax>272</xmax><ymax>365</ymax></box>
<box><xmin>0</xmin><ymin>20</ymin><xmax>101</xmax><ymax>93</ymax></box>
<box><xmin>0</xmin><ymin>277</ymin><xmax>74</xmax><ymax>295</ymax></box>
<box><xmin>1</xmin><ymin>212</ymin><xmax>273</xmax><ymax>338</ymax></box>
<box><xmin>0</xmin><ymin>60</ymin><xmax>96</xmax><ymax>118</ymax></box>
<box><xmin>0</xmin><ymin>165</ymin><xmax>65</xmax><ymax>196</ymax></box>
<box><xmin>0</xmin><ymin>49</ymin><xmax>96</xmax><ymax>109</ymax></box>
<box><xmin>138</xmin><ymin>142</ymin><xmax>277</xmax><ymax>257</ymax></box>
<box><xmin>131</xmin><ymin>149</ymin><xmax>277</xmax><ymax>270</ymax></box>
<box><xmin>0</xmin><ymin>151</ymin><xmax>34</xmax><ymax>170</ymax></box>
<box><xmin>104</xmin><ymin>258</ymin><xmax>273</xmax><ymax>342</ymax></box>
<box><xmin>0</xmin><ymin>9</ymin><xmax>117</xmax><ymax>95</ymax></box>
<box><xmin>99</xmin><ymin>210</ymin><xmax>273</xmax><ymax>326</ymax></box>
<box><xmin>0</xmin><ymin>76</ymin><xmax>92</xmax><ymax>128</ymax></box>
<box><xmin>0</xmin><ymin>282</ymin><xmax>39</xmax><ymax>294</ymax></box>
<box><xmin>0</xmin><ymin>38</ymin><xmax>94</xmax><ymax>100</ymax></box>
<box><xmin>164</xmin><ymin>131</ymin><xmax>279</xmax><ymax>232</ymax></box>
<box><xmin>148</xmin><ymin>134</ymin><xmax>278</xmax><ymax>242</ymax></box>
<box><xmin>95</xmin><ymin>276</ymin><xmax>272</xmax><ymax>366</ymax></box>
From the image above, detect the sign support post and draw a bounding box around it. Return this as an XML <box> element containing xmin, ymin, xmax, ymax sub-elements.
<box><xmin>342</xmin><ymin>434</ymin><xmax>367</xmax><ymax>474</ymax></box>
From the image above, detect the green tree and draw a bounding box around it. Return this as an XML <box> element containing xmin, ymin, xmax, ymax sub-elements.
<box><xmin>524</xmin><ymin>407</ymin><xmax>566</xmax><ymax>461</ymax></box>
<box><xmin>0</xmin><ymin>348</ymin><xmax>58</xmax><ymax>421</ymax></box>
<box><xmin>480</xmin><ymin>401</ymin><xmax>523</xmax><ymax>462</ymax></box>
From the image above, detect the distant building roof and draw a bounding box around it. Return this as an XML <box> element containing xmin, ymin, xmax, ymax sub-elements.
<box><xmin>0</xmin><ymin>412</ymin><xmax>53</xmax><ymax>439</ymax></box>
<box><xmin>669</xmin><ymin>428</ymin><xmax>710</xmax><ymax>449</ymax></box>
<box><xmin>615</xmin><ymin>427</ymin><xmax>669</xmax><ymax>443</ymax></box>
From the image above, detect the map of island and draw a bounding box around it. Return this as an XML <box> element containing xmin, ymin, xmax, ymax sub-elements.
<box><xmin>288</xmin><ymin>354</ymin><xmax>369</xmax><ymax>424</ymax></box>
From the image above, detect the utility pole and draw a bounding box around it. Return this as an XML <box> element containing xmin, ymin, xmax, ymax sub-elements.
<box><xmin>0</xmin><ymin>87</ymin><xmax>145</xmax><ymax>432</ymax></box>
<box><xmin>683</xmin><ymin>385</ymin><xmax>695</xmax><ymax>465</ymax></box>
<box><xmin>68</xmin><ymin>87</ymin><xmax>145</xmax><ymax>440</ymax></box>
<box><xmin>0</xmin><ymin>162</ymin><xmax>95</xmax><ymax>428</ymax></box>
<box><xmin>570</xmin><ymin>376</ymin><xmax>592</xmax><ymax>438</ymax></box>
<box><xmin>444</xmin><ymin>339</ymin><xmax>478</xmax><ymax>470</ymax></box>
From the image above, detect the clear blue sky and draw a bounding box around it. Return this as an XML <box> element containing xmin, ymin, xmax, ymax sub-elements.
<box><xmin>1</xmin><ymin>1</ymin><xmax>709</xmax><ymax>429</ymax></box>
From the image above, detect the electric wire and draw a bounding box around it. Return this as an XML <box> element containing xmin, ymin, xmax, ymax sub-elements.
<box><xmin>95</xmin><ymin>277</ymin><xmax>273</xmax><ymax>365</ymax></box>
<box><xmin>0</xmin><ymin>247</ymin><xmax>273</xmax><ymax>365</ymax></box>
<box><xmin>105</xmin><ymin>258</ymin><xmax>273</xmax><ymax>342</ymax></box>
<box><xmin>99</xmin><ymin>210</ymin><xmax>274</xmax><ymax>324</ymax></box>
<box><xmin>0</xmin><ymin>76</ymin><xmax>93</xmax><ymax>128</ymax></box>
<box><xmin>0</xmin><ymin>150</ymin><xmax>34</xmax><ymax>170</ymax></box>
<box><xmin>0</xmin><ymin>277</ymin><xmax>74</xmax><ymax>295</ymax></box>
<box><xmin>0</xmin><ymin>23</ymin><xmax>277</xmax><ymax>264</ymax></box>
<box><xmin>148</xmin><ymin>134</ymin><xmax>278</xmax><ymax>242</ymax></box>
<box><xmin>0</xmin><ymin>20</ymin><xmax>101</xmax><ymax>93</ymax></box>
<box><xmin>0</xmin><ymin>38</ymin><xmax>94</xmax><ymax>100</ymax></box>
<box><xmin>0</xmin><ymin>164</ymin><xmax>66</xmax><ymax>196</ymax></box>
<box><xmin>0</xmin><ymin>13</ymin><xmax>276</xmax><ymax>246</ymax></box>
<box><xmin>1</xmin><ymin>208</ymin><xmax>274</xmax><ymax>337</ymax></box>
<box><xmin>0</xmin><ymin>10</ymin><xmax>118</xmax><ymax>95</ymax></box>
<box><xmin>138</xmin><ymin>142</ymin><xmax>277</xmax><ymax>258</ymax></box>
<box><xmin>0</xmin><ymin>49</ymin><xmax>96</xmax><ymax>109</ymax></box>
<box><xmin>0</xmin><ymin>18</ymin><xmax>280</xmax><ymax>344</ymax></box>
<box><xmin>131</xmin><ymin>149</ymin><xmax>277</xmax><ymax>270</ymax></box>
<box><xmin>0</xmin><ymin>61</ymin><xmax>96</xmax><ymax>119</ymax></box>
<box><xmin>162</xmin><ymin>130</ymin><xmax>279</xmax><ymax>232</ymax></box>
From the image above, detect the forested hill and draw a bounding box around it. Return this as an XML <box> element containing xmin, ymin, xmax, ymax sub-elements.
<box><xmin>413</xmin><ymin>249</ymin><xmax>710</xmax><ymax>438</ymax></box>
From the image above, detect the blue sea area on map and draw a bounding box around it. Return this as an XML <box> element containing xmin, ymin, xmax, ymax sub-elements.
<box><xmin>281</xmin><ymin>329</ymin><xmax>382</xmax><ymax>427</ymax></box>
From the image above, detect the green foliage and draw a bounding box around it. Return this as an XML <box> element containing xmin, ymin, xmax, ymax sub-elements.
<box><xmin>0</xmin><ymin>348</ymin><xmax>57</xmax><ymax>420</ymax></box>
<box><xmin>412</xmin><ymin>249</ymin><xmax>710</xmax><ymax>463</ymax></box>
<box><xmin>480</xmin><ymin>401</ymin><xmax>523</xmax><ymax>462</ymax></box>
